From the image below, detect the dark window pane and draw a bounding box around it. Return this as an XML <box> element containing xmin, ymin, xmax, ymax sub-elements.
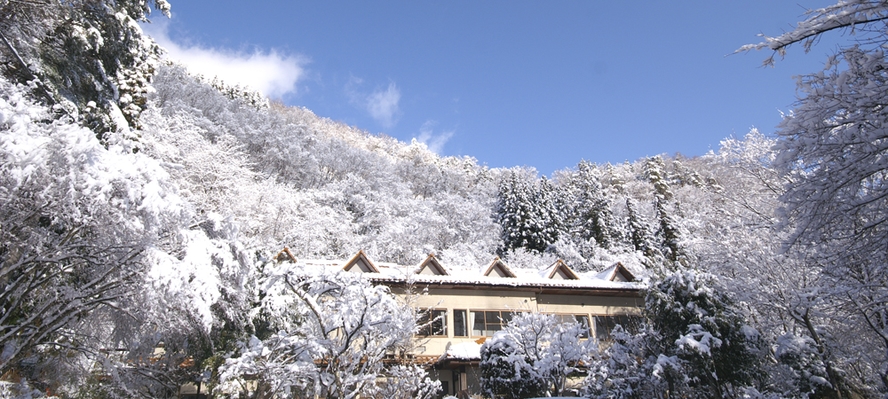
<box><xmin>486</xmin><ymin>311</ymin><xmax>500</xmax><ymax>324</ymax></box>
<box><xmin>472</xmin><ymin>311</ymin><xmax>485</xmax><ymax>336</ymax></box>
<box><xmin>594</xmin><ymin>316</ymin><xmax>613</xmax><ymax>341</ymax></box>
<box><xmin>418</xmin><ymin>309</ymin><xmax>447</xmax><ymax>336</ymax></box>
<box><xmin>432</xmin><ymin>310</ymin><xmax>447</xmax><ymax>336</ymax></box>
<box><xmin>454</xmin><ymin>309</ymin><xmax>467</xmax><ymax>337</ymax></box>
<box><xmin>575</xmin><ymin>315</ymin><xmax>591</xmax><ymax>339</ymax></box>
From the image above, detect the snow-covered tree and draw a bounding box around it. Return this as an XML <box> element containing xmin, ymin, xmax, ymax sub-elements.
<box><xmin>643</xmin><ymin>156</ymin><xmax>685</xmax><ymax>266</ymax></box>
<box><xmin>0</xmin><ymin>75</ymin><xmax>249</xmax><ymax>397</ymax></box>
<box><xmin>495</xmin><ymin>169</ymin><xmax>564</xmax><ymax>254</ymax></box>
<box><xmin>480</xmin><ymin>335</ymin><xmax>546</xmax><ymax>399</ymax></box>
<box><xmin>586</xmin><ymin>270</ymin><xmax>766</xmax><ymax>399</ymax></box>
<box><xmin>741</xmin><ymin>2</ymin><xmax>888</xmax><ymax>393</ymax></box>
<box><xmin>0</xmin><ymin>0</ymin><xmax>171</xmax><ymax>135</ymax></box>
<box><xmin>625</xmin><ymin>198</ymin><xmax>658</xmax><ymax>260</ymax></box>
<box><xmin>216</xmin><ymin>265</ymin><xmax>439</xmax><ymax>399</ymax></box>
<box><xmin>480</xmin><ymin>312</ymin><xmax>596</xmax><ymax>397</ymax></box>
<box><xmin>570</xmin><ymin>161</ymin><xmax>623</xmax><ymax>252</ymax></box>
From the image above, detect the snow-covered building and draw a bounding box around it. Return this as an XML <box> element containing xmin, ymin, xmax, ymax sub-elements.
<box><xmin>276</xmin><ymin>249</ymin><xmax>644</xmax><ymax>398</ymax></box>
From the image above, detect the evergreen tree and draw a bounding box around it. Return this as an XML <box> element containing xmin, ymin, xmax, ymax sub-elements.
<box><xmin>644</xmin><ymin>156</ymin><xmax>685</xmax><ymax>266</ymax></box>
<box><xmin>625</xmin><ymin>198</ymin><xmax>659</xmax><ymax>259</ymax></box>
<box><xmin>480</xmin><ymin>337</ymin><xmax>547</xmax><ymax>399</ymax></box>
<box><xmin>587</xmin><ymin>270</ymin><xmax>767</xmax><ymax>399</ymax></box>
<box><xmin>572</xmin><ymin>161</ymin><xmax>623</xmax><ymax>251</ymax></box>
<box><xmin>495</xmin><ymin>170</ymin><xmax>564</xmax><ymax>253</ymax></box>
<box><xmin>644</xmin><ymin>270</ymin><xmax>766</xmax><ymax>398</ymax></box>
<box><xmin>480</xmin><ymin>313</ymin><xmax>594</xmax><ymax>398</ymax></box>
<box><xmin>654</xmin><ymin>196</ymin><xmax>684</xmax><ymax>266</ymax></box>
<box><xmin>538</xmin><ymin>176</ymin><xmax>568</xmax><ymax>247</ymax></box>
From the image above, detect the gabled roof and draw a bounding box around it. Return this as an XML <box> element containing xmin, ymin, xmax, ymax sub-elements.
<box><xmin>342</xmin><ymin>250</ymin><xmax>380</xmax><ymax>273</ymax></box>
<box><xmin>292</xmin><ymin>249</ymin><xmax>642</xmax><ymax>293</ymax></box>
<box><xmin>416</xmin><ymin>253</ymin><xmax>449</xmax><ymax>276</ymax></box>
<box><xmin>274</xmin><ymin>247</ymin><xmax>297</xmax><ymax>263</ymax></box>
<box><xmin>542</xmin><ymin>259</ymin><xmax>580</xmax><ymax>280</ymax></box>
<box><xmin>595</xmin><ymin>262</ymin><xmax>636</xmax><ymax>282</ymax></box>
<box><xmin>483</xmin><ymin>257</ymin><xmax>516</xmax><ymax>278</ymax></box>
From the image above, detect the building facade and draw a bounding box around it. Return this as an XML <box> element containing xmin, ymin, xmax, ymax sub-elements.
<box><xmin>291</xmin><ymin>249</ymin><xmax>644</xmax><ymax>398</ymax></box>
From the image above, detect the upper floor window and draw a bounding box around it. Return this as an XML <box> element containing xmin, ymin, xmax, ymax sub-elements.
<box><xmin>418</xmin><ymin>309</ymin><xmax>447</xmax><ymax>336</ymax></box>
<box><xmin>453</xmin><ymin>309</ymin><xmax>468</xmax><ymax>337</ymax></box>
<box><xmin>472</xmin><ymin>310</ymin><xmax>516</xmax><ymax>336</ymax></box>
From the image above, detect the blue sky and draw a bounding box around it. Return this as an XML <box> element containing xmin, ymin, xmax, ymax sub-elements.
<box><xmin>143</xmin><ymin>1</ymin><xmax>839</xmax><ymax>176</ymax></box>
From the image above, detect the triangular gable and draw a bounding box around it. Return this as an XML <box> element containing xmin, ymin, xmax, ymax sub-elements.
<box><xmin>274</xmin><ymin>247</ymin><xmax>297</xmax><ymax>263</ymax></box>
<box><xmin>342</xmin><ymin>250</ymin><xmax>380</xmax><ymax>273</ymax></box>
<box><xmin>416</xmin><ymin>253</ymin><xmax>449</xmax><ymax>276</ymax></box>
<box><xmin>483</xmin><ymin>257</ymin><xmax>516</xmax><ymax>278</ymax></box>
<box><xmin>609</xmin><ymin>262</ymin><xmax>636</xmax><ymax>282</ymax></box>
<box><xmin>545</xmin><ymin>259</ymin><xmax>580</xmax><ymax>280</ymax></box>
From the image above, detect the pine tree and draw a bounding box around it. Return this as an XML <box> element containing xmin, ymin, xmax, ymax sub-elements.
<box><xmin>644</xmin><ymin>156</ymin><xmax>684</xmax><ymax>266</ymax></box>
<box><xmin>572</xmin><ymin>161</ymin><xmax>623</xmax><ymax>251</ymax></box>
<box><xmin>644</xmin><ymin>270</ymin><xmax>767</xmax><ymax>398</ymax></box>
<box><xmin>625</xmin><ymin>198</ymin><xmax>658</xmax><ymax>259</ymax></box>
<box><xmin>495</xmin><ymin>170</ymin><xmax>564</xmax><ymax>253</ymax></box>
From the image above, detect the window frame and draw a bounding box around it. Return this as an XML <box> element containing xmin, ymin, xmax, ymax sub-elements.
<box><xmin>470</xmin><ymin>310</ymin><xmax>519</xmax><ymax>337</ymax></box>
<box><xmin>417</xmin><ymin>308</ymin><xmax>448</xmax><ymax>337</ymax></box>
<box><xmin>593</xmin><ymin>314</ymin><xmax>641</xmax><ymax>342</ymax></box>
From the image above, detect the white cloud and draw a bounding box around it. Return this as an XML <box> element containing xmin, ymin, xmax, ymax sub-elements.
<box><xmin>142</xmin><ymin>21</ymin><xmax>307</xmax><ymax>99</ymax></box>
<box><xmin>347</xmin><ymin>78</ymin><xmax>401</xmax><ymax>129</ymax></box>
<box><xmin>416</xmin><ymin>120</ymin><xmax>454</xmax><ymax>154</ymax></box>
<box><xmin>366</xmin><ymin>83</ymin><xmax>401</xmax><ymax>128</ymax></box>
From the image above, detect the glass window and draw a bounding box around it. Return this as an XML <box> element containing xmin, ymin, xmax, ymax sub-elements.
<box><xmin>553</xmin><ymin>314</ymin><xmax>591</xmax><ymax>339</ymax></box>
<box><xmin>471</xmin><ymin>311</ymin><xmax>515</xmax><ymax>336</ymax></box>
<box><xmin>472</xmin><ymin>311</ymin><xmax>485</xmax><ymax>336</ymax></box>
<box><xmin>454</xmin><ymin>309</ymin><xmax>468</xmax><ymax>337</ymax></box>
<box><xmin>418</xmin><ymin>309</ymin><xmax>447</xmax><ymax>336</ymax></box>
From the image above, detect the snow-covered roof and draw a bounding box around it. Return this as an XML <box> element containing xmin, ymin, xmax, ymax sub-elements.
<box><xmin>439</xmin><ymin>341</ymin><xmax>482</xmax><ymax>362</ymax></box>
<box><xmin>293</xmin><ymin>250</ymin><xmax>643</xmax><ymax>292</ymax></box>
<box><xmin>415</xmin><ymin>253</ymin><xmax>449</xmax><ymax>276</ymax></box>
<box><xmin>593</xmin><ymin>262</ymin><xmax>636</xmax><ymax>283</ymax></box>
<box><xmin>341</xmin><ymin>250</ymin><xmax>380</xmax><ymax>273</ymax></box>
<box><xmin>482</xmin><ymin>257</ymin><xmax>516</xmax><ymax>278</ymax></box>
<box><xmin>540</xmin><ymin>259</ymin><xmax>580</xmax><ymax>280</ymax></box>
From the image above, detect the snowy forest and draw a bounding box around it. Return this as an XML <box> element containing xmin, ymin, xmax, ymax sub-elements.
<box><xmin>1</xmin><ymin>0</ymin><xmax>887</xmax><ymax>398</ymax></box>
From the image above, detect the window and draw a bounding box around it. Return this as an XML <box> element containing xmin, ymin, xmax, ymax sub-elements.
<box><xmin>594</xmin><ymin>315</ymin><xmax>641</xmax><ymax>341</ymax></box>
<box><xmin>453</xmin><ymin>309</ymin><xmax>468</xmax><ymax>337</ymax></box>
<box><xmin>472</xmin><ymin>311</ymin><xmax>515</xmax><ymax>336</ymax></box>
<box><xmin>418</xmin><ymin>309</ymin><xmax>447</xmax><ymax>336</ymax></box>
<box><xmin>554</xmin><ymin>314</ymin><xmax>591</xmax><ymax>339</ymax></box>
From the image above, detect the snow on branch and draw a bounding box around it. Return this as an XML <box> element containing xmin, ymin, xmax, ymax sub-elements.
<box><xmin>737</xmin><ymin>1</ymin><xmax>888</xmax><ymax>65</ymax></box>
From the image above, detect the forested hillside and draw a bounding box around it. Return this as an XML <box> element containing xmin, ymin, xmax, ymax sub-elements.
<box><xmin>1</xmin><ymin>0</ymin><xmax>887</xmax><ymax>398</ymax></box>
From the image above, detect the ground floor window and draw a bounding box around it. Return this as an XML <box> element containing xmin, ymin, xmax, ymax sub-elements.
<box><xmin>593</xmin><ymin>314</ymin><xmax>641</xmax><ymax>341</ymax></box>
<box><xmin>554</xmin><ymin>314</ymin><xmax>591</xmax><ymax>338</ymax></box>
